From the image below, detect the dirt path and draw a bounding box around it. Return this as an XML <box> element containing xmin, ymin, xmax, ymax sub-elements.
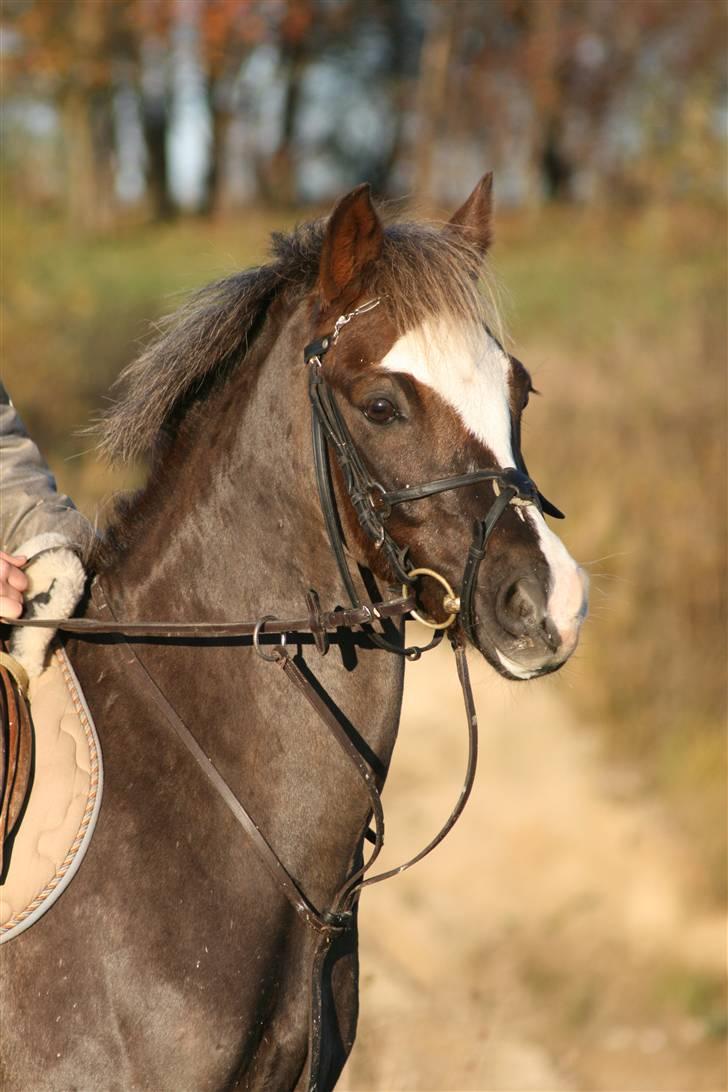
<box><xmin>340</xmin><ymin>635</ymin><xmax>725</xmax><ymax>1092</ymax></box>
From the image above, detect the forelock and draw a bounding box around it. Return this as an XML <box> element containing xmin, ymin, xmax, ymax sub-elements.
<box><xmin>99</xmin><ymin>210</ymin><xmax>505</xmax><ymax>463</ymax></box>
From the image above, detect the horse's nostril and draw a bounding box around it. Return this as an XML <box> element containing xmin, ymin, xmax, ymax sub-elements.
<box><xmin>498</xmin><ymin>577</ymin><xmax>547</xmax><ymax>638</ymax></box>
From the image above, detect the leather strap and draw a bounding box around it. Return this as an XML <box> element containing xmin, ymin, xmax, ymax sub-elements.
<box><xmin>0</xmin><ymin>651</ymin><xmax>29</xmax><ymax>697</ymax></box>
<box><xmin>301</xmin><ymin>634</ymin><xmax>479</xmax><ymax>1091</ymax></box>
<box><xmin>459</xmin><ymin>489</ymin><xmax>513</xmax><ymax>648</ymax></box>
<box><xmin>309</xmin><ymin>367</ymin><xmax>413</xmax><ymax>586</ymax></box>
<box><xmin>93</xmin><ymin>588</ymin><xmax>386</xmax><ymax>935</ymax></box>
<box><xmin>0</xmin><ymin>662</ymin><xmax>33</xmax><ymax>874</ymax></box>
<box><xmin>2</xmin><ymin>593</ymin><xmax>416</xmax><ymax>639</ymax></box>
<box><xmin>115</xmin><ymin>632</ymin><xmax>335</xmax><ymax>932</ymax></box>
<box><xmin>381</xmin><ymin>468</ymin><xmax>504</xmax><ymax>508</ymax></box>
<box><xmin>342</xmin><ymin>637</ymin><xmax>478</xmax><ymax>903</ymax></box>
<box><xmin>309</xmin><ymin>368</ymin><xmax>445</xmax><ymax>660</ymax></box>
<box><xmin>277</xmin><ymin>652</ymin><xmax>384</xmax><ymax>912</ymax></box>
<box><xmin>85</xmin><ymin>587</ymin><xmax>479</xmax><ymax>1092</ymax></box>
<box><xmin>93</xmin><ymin>602</ymin><xmax>339</xmax><ymax>933</ymax></box>
<box><xmin>380</xmin><ymin>466</ymin><xmax>564</xmax><ymax>519</ymax></box>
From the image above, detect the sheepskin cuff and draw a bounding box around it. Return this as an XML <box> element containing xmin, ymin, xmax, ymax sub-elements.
<box><xmin>8</xmin><ymin>533</ymin><xmax>86</xmax><ymax>678</ymax></box>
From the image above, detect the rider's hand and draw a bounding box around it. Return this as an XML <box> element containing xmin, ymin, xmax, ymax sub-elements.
<box><xmin>0</xmin><ymin>551</ymin><xmax>28</xmax><ymax>619</ymax></box>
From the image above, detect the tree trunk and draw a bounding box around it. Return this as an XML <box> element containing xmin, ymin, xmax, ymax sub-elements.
<box><xmin>142</xmin><ymin>96</ymin><xmax>174</xmax><ymax>221</ymax></box>
<box><xmin>61</xmin><ymin>0</ymin><xmax>117</xmax><ymax>231</ymax></box>
<box><xmin>258</xmin><ymin>45</ymin><xmax>305</xmax><ymax>207</ymax></box>
<box><xmin>61</xmin><ymin>86</ymin><xmax>116</xmax><ymax>232</ymax></box>
<box><xmin>525</xmin><ymin>0</ymin><xmax>569</xmax><ymax>204</ymax></box>
<box><xmin>412</xmin><ymin>0</ymin><xmax>457</xmax><ymax>207</ymax></box>
<box><xmin>200</xmin><ymin>89</ymin><xmax>231</xmax><ymax>217</ymax></box>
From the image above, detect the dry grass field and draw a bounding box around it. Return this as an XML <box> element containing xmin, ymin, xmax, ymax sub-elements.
<box><xmin>3</xmin><ymin>198</ymin><xmax>726</xmax><ymax>1090</ymax></box>
<box><xmin>342</xmin><ymin>633</ymin><xmax>725</xmax><ymax>1091</ymax></box>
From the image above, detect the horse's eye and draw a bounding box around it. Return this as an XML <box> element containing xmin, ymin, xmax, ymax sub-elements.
<box><xmin>363</xmin><ymin>397</ymin><xmax>398</xmax><ymax>424</ymax></box>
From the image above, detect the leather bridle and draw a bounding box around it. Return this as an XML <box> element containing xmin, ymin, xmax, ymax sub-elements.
<box><xmin>304</xmin><ymin>297</ymin><xmax>563</xmax><ymax>652</ymax></box>
<box><xmin>4</xmin><ymin>297</ymin><xmax>565</xmax><ymax>1091</ymax></box>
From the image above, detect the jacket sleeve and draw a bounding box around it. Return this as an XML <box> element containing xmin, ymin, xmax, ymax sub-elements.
<box><xmin>0</xmin><ymin>383</ymin><xmax>94</xmax><ymax>559</ymax></box>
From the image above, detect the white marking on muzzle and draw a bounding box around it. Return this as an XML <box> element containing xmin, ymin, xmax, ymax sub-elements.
<box><xmin>526</xmin><ymin>509</ymin><xmax>589</xmax><ymax>649</ymax></box>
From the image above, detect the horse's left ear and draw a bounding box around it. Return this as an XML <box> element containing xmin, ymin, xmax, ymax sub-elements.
<box><xmin>318</xmin><ymin>183</ymin><xmax>384</xmax><ymax>310</ymax></box>
<box><xmin>447</xmin><ymin>172</ymin><xmax>493</xmax><ymax>254</ymax></box>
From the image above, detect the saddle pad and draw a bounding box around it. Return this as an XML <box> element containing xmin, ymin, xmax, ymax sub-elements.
<box><xmin>0</xmin><ymin>646</ymin><xmax>103</xmax><ymax>943</ymax></box>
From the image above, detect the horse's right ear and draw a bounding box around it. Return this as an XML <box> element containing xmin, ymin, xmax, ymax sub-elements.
<box><xmin>318</xmin><ymin>183</ymin><xmax>384</xmax><ymax>311</ymax></box>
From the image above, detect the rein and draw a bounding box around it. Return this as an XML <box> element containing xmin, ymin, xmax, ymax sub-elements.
<box><xmin>4</xmin><ymin>297</ymin><xmax>563</xmax><ymax>1090</ymax></box>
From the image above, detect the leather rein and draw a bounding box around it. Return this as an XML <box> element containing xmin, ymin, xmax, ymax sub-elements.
<box><xmin>5</xmin><ymin>297</ymin><xmax>563</xmax><ymax>1090</ymax></box>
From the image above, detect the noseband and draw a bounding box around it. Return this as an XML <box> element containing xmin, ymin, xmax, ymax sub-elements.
<box><xmin>304</xmin><ymin>298</ymin><xmax>563</xmax><ymax>652</ymax></box>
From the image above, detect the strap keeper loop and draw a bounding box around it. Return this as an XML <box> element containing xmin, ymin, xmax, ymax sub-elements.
<box><xmin>305</xmin><ymin>589</ymin><xmax>329</xmax><ymax>657</ymax></box>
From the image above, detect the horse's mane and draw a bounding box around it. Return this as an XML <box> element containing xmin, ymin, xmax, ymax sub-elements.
<box><xmin>100</xmin><ymin>214</ymin><xmax>500</xmax><ymax>464</ymax></box>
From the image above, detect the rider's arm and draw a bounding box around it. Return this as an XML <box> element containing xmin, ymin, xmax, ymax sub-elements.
<box><xmin>0</xmin><ymin>383</ymin><xmax>92</xmax><ymax>559</ymax></box>
<box><xmin>0</xmin><ymin>385</ymin><xmax>92</xmax><ymax>673</ymax></box>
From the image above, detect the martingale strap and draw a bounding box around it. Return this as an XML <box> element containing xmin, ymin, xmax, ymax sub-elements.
<box><xmin>64</xmin><ymin>584</ymin><xmax>478</xmax><ymax>930</ymax></box>
<box><xmin>79</xmin><ymin>585</ymin><xmax>479</xmax><ymax>1092</ymax></box>
<box><xmin>103</xmin><ymin>632</ymin><xmax>383</xmax><ymax>936</ymax></box>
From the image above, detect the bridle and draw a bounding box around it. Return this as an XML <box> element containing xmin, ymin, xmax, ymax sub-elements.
<box><xmin>304</xmin><ymin>297</ymin><xmax>563</xmax><ymax>653</ymax></box>
<box><xmin>4</xmin><ymin>297</ymin><xmax>564</xmax><ymax>1090</ymax></box>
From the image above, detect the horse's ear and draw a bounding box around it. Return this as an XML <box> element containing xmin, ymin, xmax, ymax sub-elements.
<box><xmin>447</xmin><ymin>172</ymin><xmax>493</xmax><ymax>254</ymax></box>
<box><xmin>318</xmin><ymin>183</ymin><xmax>384</xmax><ymax>310</ymax></box>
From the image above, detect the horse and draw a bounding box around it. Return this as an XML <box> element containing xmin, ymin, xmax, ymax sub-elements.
<box><xmin>0</xmin><ymin>175</ymin><xmax>587</xmax><ymax>1091</ymax></box>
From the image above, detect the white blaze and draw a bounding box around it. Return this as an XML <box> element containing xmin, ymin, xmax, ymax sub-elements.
<box><xmin>380</xmin><ymin>318</ymin><xmax>515</xmax><ymax>465</ymax></box>
<box><xmin>380</xmin><ymin>317</ymin><xmax>587</xmax><ymax>647</ymax></box>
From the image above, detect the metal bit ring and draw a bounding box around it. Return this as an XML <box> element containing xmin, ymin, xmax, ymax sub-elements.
<box><xmin>402</xmin><ymin>568</ymin><xmax>460</xmax><ymax>631</ymax></box>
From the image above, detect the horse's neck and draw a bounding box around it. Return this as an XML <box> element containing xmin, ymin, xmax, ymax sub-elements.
<box><xmin>80</xmin><ymin>319</ymin><xmax>405</xmax><ymax>911</ymax></box>
<box><xmin>100</xmin><ymin>318</ymin><xmax>317</xmax><ymax>610</ymax></box>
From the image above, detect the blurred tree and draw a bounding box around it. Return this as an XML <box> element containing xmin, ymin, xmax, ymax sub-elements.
<box><xmin>4</xmin><ymin>0</ymin><xmax>127</xmax><ymax>229</ymax></box>
<box><xmin>408</xmin><ymin>0</ymin><xmax>726</xmax><ymax>207</ymax></box>
<box><xmin>252</xmin><ymin>0</ymin><xmax>314</xmax><ymax>206</ymax></box>
<box><xmin>197</xmin><ymin>0</ymin><xmax>268</xmax><ymax>214</ymax></box>
<box><xmin>132</xmin><ymin>0</ymin><xmax>175</xmax><ymax>221</ymax></box>
<box><xmin>412</xmin><ymin>0</ymin><xmax>457</xmax><ymax>205</ymax></box>
<box><xmin>1</xmin><ymin>0</ymin><xmax>724</xmax><ymax>219</ymax></box>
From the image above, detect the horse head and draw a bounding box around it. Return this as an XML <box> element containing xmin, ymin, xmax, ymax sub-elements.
<box><xmin>307</xmin><ymin>177</ymin><xmax>588</xmax><ymax>679</ymax></box>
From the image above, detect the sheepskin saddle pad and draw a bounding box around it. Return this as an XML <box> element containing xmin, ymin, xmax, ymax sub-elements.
<box><xmin>0</xmin><ymin>646</ymin><xmax>103</xmax><ymax>943</ymax></box>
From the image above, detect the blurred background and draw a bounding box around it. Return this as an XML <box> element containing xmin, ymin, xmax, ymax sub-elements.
<box><xmin>1</xmin><ymin>1</ymin><xmax>726</xmax><ymax>1089</ymax></box>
